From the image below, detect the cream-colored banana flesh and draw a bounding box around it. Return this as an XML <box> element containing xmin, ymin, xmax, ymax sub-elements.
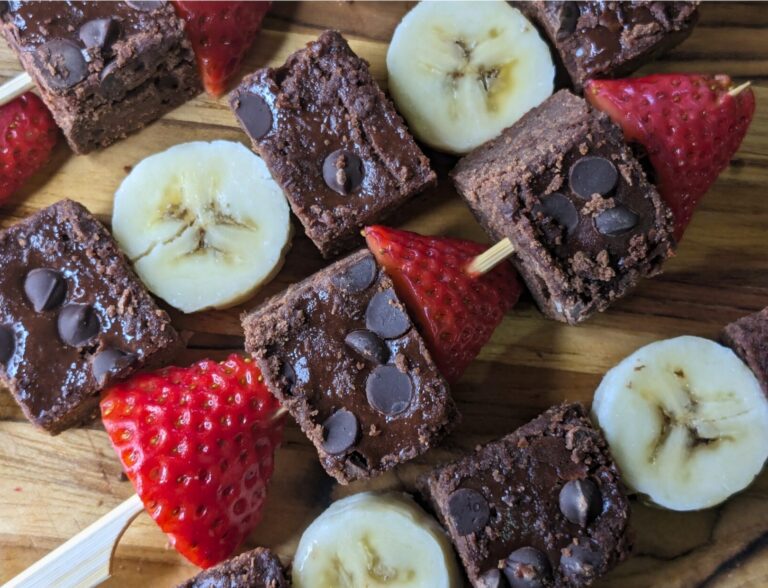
<box><xmin>112</xmin><ymin>141</ymin><xmax>291</xmax><ymax>314</ymax></box>
<box><xmin>386</xmin><ymin>0</ymin><xmax>554</xmax><ymax>154</ymax></box>
<box><xmin>292</xmin><ymin>492</ymin><xmax>462</xmax><ymax>588</ymax></box>
<box><xmin>592</xmin><ymin>336</ymin><xmax>768</xmax><ymax>511</ymax></box>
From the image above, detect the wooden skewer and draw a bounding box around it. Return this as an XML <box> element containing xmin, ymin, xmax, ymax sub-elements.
<box><xmin>0</xmin><ymin>72</ymin><xmax>35</xmax><ymax>106</ymax></box>
<box><xmin>467</xmin><ymin>238</ymin><xmax>515</xmax><ymax>277</ymax></box>
<box><xmin>728</xmin><ymin>80</ymin><xmax>751</xmax><ymax>97</ymax></box>
<box><xmin>3</xmin><ymin>406</ymin><xmax>287</xmax><ymax>588</ymax></box>
<box><xmin>2</xmin><ymin>494</ymin><xmax>144</xmax><ymax>588</ymax></box>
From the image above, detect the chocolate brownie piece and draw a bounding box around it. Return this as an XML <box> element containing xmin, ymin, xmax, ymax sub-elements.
<box><xmin>721</xmin><ymin>307</ymin><xmax>768</xmax><ymax>396</ymax></box>
<box><xmin>229</xmin><ymin>30</ymin><xmax>436</xmax><ymax>258</ymax></box>
<box><xmin>177</xmin><ymin>547</ymin><xmax>288</xmax><ymax>588</ymax></box>
<box><xmin>452</xmin><ymin>90</ymin><xmax>674</xmax><ymax>325</ymax></box>
<box><xmin>243</xmin><ymin>249</ymin><xmax>458</xmax><ymax>484</ymax></box>
<box><xmin>515</xmin><ymin>1</ymin><xmax>699</xmax><ymax>90</ymax></box>
<box><xmin>0</xmin><ymin>1</ymin><xmax>201</xmax><ymax>154</ymax></box>
<box><xmin>0</xmin><ymin>200</ymin><xmax>181</xmax><ymax>434</ymax></box>
<box><xmin>421</xmin><ymin>404</ymin><xmax>631</xmax><ymax>588</ymax></box>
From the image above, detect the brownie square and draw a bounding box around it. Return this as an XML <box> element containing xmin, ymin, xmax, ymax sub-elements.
<box><xmin>0</xmin><ymin>200</ymin><xmax>181</xmax><ymax>434</ymax></box>
<box><xmin>0</xmin><ymin>1</ymin><xmax>201</xmax><ymax>154</ymax></box>
<box><xmin>421</xmin><ymin>404</ymin><xmax>631</xmax><ymax>588</ymax></box>
<box><xmin>177</xmin><ymin>547</ymin><xmax>288</xmax><ymax>588</ymax></box>
<box><xmin>721</xmin><ymin>307</ymin><xmax>768</xmax><ymax>396</ymax></box>
<box><xmin>515</xmin><ymin>1</ymin><xmax>699</xmax><ymax>90</ymax></box>
<box><xmin>243</xmin><ymin>250</ymin><xmax>458</xmax><ymax>484</ymax></box>
<box><xmin>452</xmin><ymin>90</ymin><xmax>674</xmax><ymax>325</ymax></box>
<box><xmin>229</xmin><ymin>30</ymin><xmax>436</xmax><ymax>258</ymax></box>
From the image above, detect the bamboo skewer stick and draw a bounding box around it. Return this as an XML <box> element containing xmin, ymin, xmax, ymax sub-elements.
<box><xmin>467</xmin><ymin>238</ymin><xmax>515</xmax><ymax>277</ymax></box>
<box><xmin>0</xmin><ymin>72</ymin><xmax>35</xmax><ymax>105</ymax></box>
<box><xmin>2</xmin><ymin>494</ymin><xmax>144</xmax><ymax>588</ymax></box>
<box><xmin>728</xmin><ymin>81</ymin><xmax>751</xmax><ymax>97</ymax></box>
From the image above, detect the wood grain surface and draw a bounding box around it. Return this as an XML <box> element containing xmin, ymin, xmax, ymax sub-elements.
<box><xmin>1</xmin><ymin>2</ymin><xmax>767</xmax><ymax>587</ymax></box>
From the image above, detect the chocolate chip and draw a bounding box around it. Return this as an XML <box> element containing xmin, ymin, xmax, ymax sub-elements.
<box><xmin>447</xmin><ymin>488</ymin><xmax>490</xmax><ymax>535</ymax></box>
<box><xmin>478</xmin><ymin>569</ymin><xmax>509</xmax><ymax>588</ymax></box>
<box><xmin>322</xmin><ymin>149</ymin><xmax>364</xmax><ymax>195</ymax></box>
<box><xmin>595</xmin><ymin>206</ymin><xmax>639</xmax><ymax>236</ymax></box>
<box><xmin>333</xmin><ymin>256</ymin><xmax>377</xmax><ymax>293</ymax></box>
<box><xmin>91</xmin><ymin>348</ymin><xmax>136</xmax><ymax>386</ymax></box>
<box><xmin>366</xmin><ymin>289</ymin><xmax>411</xmax><ymax>339</ymax></box>
<box><xmin>0</xmin><ymin>325</ymin><xmax>15</xmax><ymax>366</ymax></box>
<box><xmin>366</xmin><ymin>365</ymin><xmax>413</xmax><ymax>415</ymax></box>
<box><xmin>35</xmin><ymin>39</ymin><xmax>88</xmax><ymax>90</ymax></box>
<box><xmin>535</xmin><ymin>193</ymin><xmax>579</xmax><ymax>235</ymax></box>
<box><xmin>560</xmin><ymin>542</ymin><xmax>604</xmax><ymax>583</ymax></box>
<box><xmin>99</xmin><ymin>60</ymin><xmax>123</xmax><ymax>98</ymax></box>
<box><xmin>504</xmin><ymin>547</ymin><xmax>552</xmax><ymax>588</ymax></box>
<box><xmin>126</xmin><ymin>0</ymin><xmax>165</xmax><ymax>10</ymax></box>
<box><xmin>234</xmin><ymin>92</ymin><xmax>273</xmax><ymax>140</ymax></box>
<box><xmin>569</xmin><ymin>156</ymin><xmax>619</xmax><ymax>199</ymax></box>
<box><xmin>79</xmin><ymin>18</ymin><xmax>120</xmax><ymax>51</ymax></box>
<box><xmin>559</xmin><ymin>479</ymin><xmax>602</xmax><ymax>527</ymax></box>
<box><xmin>57</xmin><ymin>304</ymin><xmax>100</xmax><ymax>347</ymax></box>
<box><xmin>321</xmin><ymin>409</ymin><xmax>359</xmax><ymax>455</ymax></box>
<box><xmin>280</xmin><ymin>361</ymin><xmax>296</xmax><ymax>392</ymax></box>
<box><xmin>557</xmin><ymin>2</ymin><xmax>581</xmax><ymax>39</ymax></box>
<box><xmin>24</xmin><ymin>268</ymin><xmax>67</xmax><ymax>312</ymax></box>
<box><xmin>345</xmin><ymin>330</ymin><xmax>390</xmax><ymax>364</ymax></box>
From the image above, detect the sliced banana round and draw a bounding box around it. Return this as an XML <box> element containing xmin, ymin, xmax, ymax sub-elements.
<box><xmin>592</xmin><ymin>336</ymin><xmax>768</xmax><ymax>511</ymax></box>
<box><xmin>386</xmin><ymin>0</ymin><xmax>554</xmax><ymax>154</ymax></box>
<box><xmin>112</xmin><ymin>141</ymin><xmax>292</xmax><ymax>314</ymax></box>
<box><xmin>293</xmin><ymin>492</ymin><xmax>462</xmax><ymax>588</ymax></box>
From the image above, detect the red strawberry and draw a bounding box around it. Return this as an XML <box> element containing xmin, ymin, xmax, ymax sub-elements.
<box><xmin>173</xmin><ymin>1</ymin><xmax>271</xmax><ymax>97</ymax></box>
<box><xmin>0</xmin><ymin>92</ymin><xmax>58</xmax><ymax>204</ymax></box>
<box><xmin>364</xmin><ymin>226</ymin><xmax>522</xmax><ymax>383</ymax></box>
<box><xmin>586</xmin><ymin>74</ymin><xmax>755</xmax><ymax>241</ymax></box>
<box><xmin>100</xmin><ymin>355</ymin><xmax>284</xmax><ymax>568</ymax></box>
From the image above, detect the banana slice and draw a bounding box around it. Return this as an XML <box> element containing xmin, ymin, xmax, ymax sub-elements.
<box><xmin>293</xmin><ymin>492</ymin><xmax>462</xmax><ymax>588</ymax></box>
<box><xmin>112</xmin><ymin>141</ymin><xmax>292</xmax><ymax>314</ymax></box>
<box><xmin>592</xmin><ymin>336</ymin><xmax>768</xmax><ymax>511</ymax></box>
<box><xmin>386</xmin><ymin>0</ymin><xmax>554</xmax><ymax>154</ymax></box>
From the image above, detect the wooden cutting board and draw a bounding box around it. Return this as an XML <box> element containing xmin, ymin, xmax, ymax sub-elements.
<box><xmin>1</xmin><ymin>2</ymin><xmax>766</xmax><ymax>587</ymax></box>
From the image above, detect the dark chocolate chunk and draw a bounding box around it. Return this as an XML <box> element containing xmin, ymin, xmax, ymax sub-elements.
<box><xmin>365</xmin><ymin>289</ymin><xmax>411</xmax><ymax>339</ymax></box>
<box><xmin>332</xmin><ymin>255</ymin><xmax>377</xmax><ymax>293</ymax></box>
<box><xmin>321</xmin><ymin>409</ymin><xmax>359</xmax><ymax>455</ymax></box>
<box><xmin>345</xmin><ymin>330</ymin><xmax>390</xmax><ymax>364</ymax></box>
<box><xmin>569</xmin><ymin>156</ymin><xmax>618</xmax><ymax>199</ymax></box>
<box><xmin>557</xmin><ymin>2</ymin><xmax>580</xmax><ymax>39</ymax></box>
<box><xmin>504</xmin><ymin>547</ymin><xmax>552</xmax><ymax>588</ymax></box>
<box><xmin>535</xmin><ymin>193</ymin><xmax>579</xmax><ymax>235</ymax></box>
<box><xmin>479</xmin><ymin>569</ymin><xmax>509</xmax><ymax>588</ymax></box>
<box><xmin>595</xmin><ymin>206</ymin><xmax>639</xmax><ymax>236</ymax></box>
<box><xmin>79</xmin><ymin>18</ymin><xmax>120</xmax><ymax>51</ymax></box>
<box><xmin>366</xmin><ymin>365</ymin><xmax>413</xmax><ymax>416</ymax></box>
<box><xmin>280</xmin><ymin>360</ymin><xmax>296</xmax><ymax>392</ymax></box>
<box><xmin>24</xmin><ymin>268</ymin><xmax>67</xmax><ymax>312</ymax></box>
<box><xmin>99</xmin><ymin>60</ymin><xmax>123</xmax><ymax>98</ymax></box>
<box><xmin>91</xmin><ymin>348</ymin><xmax>136</xmax><ymax>386</ymax></box>
<box><xmin>35</xmin><ymin>39</ymin><xmax>88</xmax><ymax>91</ymax></box>
<box><xmin>559</xmin><ymin>479</ymin><xmax>602</xmax><ymax>527</ymax></box>
<box><xmin>234</xmin><ymin>92</ymin><xmax>273</xmax><ymax>141</ymax></box>
<box><xmin>560</xmin><ymin>541</ymin><xmax>604</xmax><ymax>583</ymax></box>
<box><xmin>126</xmin><ymin>0</ymin><xmax>165</xmax><ymax>10</ymax></box>
<box><xmin>447</xmin><ymin>488</ymin><xmax>490</xmax><ymax>535</ymax></box>
<box><xmin>57</xmin><ymin>304</ymin><xmax>100</xmax><ymax>347</ymax></box>
<box><xmin>323</xmin><ymin>150</ymin><xmax>364</xmax><ymax>195</ymax></box>
<box><xmin>0</xmin><ymin>325</ymin><xmax>15</xmax><ymax>366</ymax></box>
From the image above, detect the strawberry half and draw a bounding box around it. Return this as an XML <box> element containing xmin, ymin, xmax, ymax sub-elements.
<box><xmin>586</xmin><ymin>74</ymin><xmax>755</xmax><ymax>241</ymax></box>
<box><xmin>364</xmin><ymin>226</ymin><xmax>522</xmax><ymax>383</ymax></box>
<box><xmin>0</xmin><ymin>92</ymin><xmax>58</xmax><ymax>205</ymax></box>
<box><xmin>100</xmin><ymin>355</ymin><xmax>284</xmax><ymax>568</ymax></box>
<box><xmin>173</xmin><ymin>1</ymin><xmax>271</xmax><ymax>97</ymax></box>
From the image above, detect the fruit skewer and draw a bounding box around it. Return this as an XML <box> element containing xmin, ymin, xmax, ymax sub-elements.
<box><xmin>466</xmin><ymin>74</ymin><xmax>755</xmax><ymax>278</ymax></box>
<box><xmin>0</xmin><ymin>71</ymin><xmax>33</xmax><ymax>106</ymax></box>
